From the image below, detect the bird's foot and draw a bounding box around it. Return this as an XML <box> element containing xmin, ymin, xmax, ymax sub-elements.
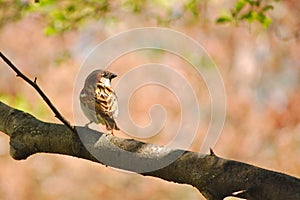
<box><xmin>84</xmin><ymin>121</ymin><xmax>93</xmax><ymax>128</ymax></box>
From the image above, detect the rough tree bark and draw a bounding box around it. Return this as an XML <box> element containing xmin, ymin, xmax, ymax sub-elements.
<box><xmin>0</xmin><ymin>101</ymin><xmax>299</xmax><ymax>200</ymax></box>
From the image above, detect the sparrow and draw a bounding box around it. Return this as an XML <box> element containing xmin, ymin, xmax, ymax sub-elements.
<box><xmin>80</xmin><ymin>69</ymin><xmax>119</xmax><ymax>134</ymax></box>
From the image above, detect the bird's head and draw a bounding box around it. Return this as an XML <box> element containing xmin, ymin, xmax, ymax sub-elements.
<box><xmin>84</xmin><ymin>70</ymin><xmax>117</xmax><ymax>86</ymax></box>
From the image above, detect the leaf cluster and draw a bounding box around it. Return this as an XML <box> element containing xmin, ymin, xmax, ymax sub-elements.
<box><xmin>0</xmin><ymin>0</ymin><xmax>278</xmax><ymax>35</ymax></box>
<box><xmin>216</xmin><ymin>0</ymin><xmax>276</xmax><ymax>28</ymax></box>
<box><xmin>28</xmin><ymin>0</ymin><xmax>110</xmax><ymax>35</ymax></box>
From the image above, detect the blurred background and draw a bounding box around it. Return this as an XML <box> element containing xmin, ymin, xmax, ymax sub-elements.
<box><xmin>0</xmin><ymin>0</ymin><xmax>299</xmax><ymax>199</ymax></box>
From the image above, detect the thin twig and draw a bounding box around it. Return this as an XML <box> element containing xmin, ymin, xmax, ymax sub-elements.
<box><xmin>0</xmin><ymin>52</ymin><xmax>76</xmax><ymax>133</ymax></box>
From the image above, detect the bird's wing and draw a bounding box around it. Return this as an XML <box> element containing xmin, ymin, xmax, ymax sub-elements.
<box><xmin>80</xmin><ymin>86</ymin><xmax>100</xmax><ymax>123</ymax></box>
<box><xmin>80</xmin><ymin>87</ymin><xmax>97</xmax><ymax>111</ymax></box>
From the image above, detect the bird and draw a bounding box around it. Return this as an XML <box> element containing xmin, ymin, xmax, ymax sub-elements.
<box><xmin>80</xmin><ymin>69</ymin><xmax>119</xmax><ymax>134</ymax></box>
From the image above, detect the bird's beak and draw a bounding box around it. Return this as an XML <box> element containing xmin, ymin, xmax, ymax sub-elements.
<box><xmin>109</xmin><ymin>73</ymin><xmax>117</xmax><ymax>79</ymax></box>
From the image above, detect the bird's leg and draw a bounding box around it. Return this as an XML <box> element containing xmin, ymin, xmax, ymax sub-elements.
<box><xmin>110</xmin><ymin>129</ymin><xmax>114</xmax><ymax>136</ymax></box>
<box><xmin>105</xmin><ymin>123</ymin><xmax>114</xmax><ymax>135</ymax></box>
<box><xmin>84</xmin><ymin>121</ymin><xmax>93</xmax><ymax>128</ymax></box>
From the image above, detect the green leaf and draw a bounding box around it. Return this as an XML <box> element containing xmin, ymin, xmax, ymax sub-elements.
<box><xmin>246</xmin><ymin>0</ymin><xmax>259</xmax><ymax>7</ymax></box>
<box><xmin>185</xmin><ymin>0</ymin><xmax>200</xmax><ymax>16</ymax></box>
<box><xmin>262</xmin><ymin>17</ymin><xmax>272</xmax><ymax>28</ymax></box>
<box><xmin>262</xmin><ymin>5</ymin><xmax>274</xmax><ymax>12</ymax></box>
<box><xmin>257</xmin><ymin>12</ymin><xmax>272</xmax><ymax>28</ymax></box>
<box><xmin>51</xmin><ymin>10</ymin><xmax>66</xmax><ymax>21</ymax></box>
<box><xmin>216</xmin><ymin>16</ymin><xmax>232</xmax><ymax>23</ymax></box>
<box><xmin>235</xmin><ymin>0</ymin><xmax>247</xmax><ymax>13</ymax></box>
<box><xmin>44</xmin><ymin>26</ymin><xmax>57</xmax><ymax>36</ymax></box>
<box><xmin>240</xmin><ymin>10</ymin><xmax>255</xmax><ymax>21</ymax></box>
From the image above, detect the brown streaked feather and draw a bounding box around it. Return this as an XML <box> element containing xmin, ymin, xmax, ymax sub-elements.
<box><xmin>94</xmin><ymin>83</ymin><xmax>119</xmax><ymax>130</ymax></box>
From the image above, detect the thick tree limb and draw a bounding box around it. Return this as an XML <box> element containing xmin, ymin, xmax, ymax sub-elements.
<box><xmin>0</xmin><ymin>101</ymin><xmax>299</xmax><ymax>200</ymax></box>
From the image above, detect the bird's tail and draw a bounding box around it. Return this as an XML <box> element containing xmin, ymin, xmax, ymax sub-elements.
<box><xmin>104</xmin><ymin>117</ymin><xmax>120</xmax><ymax>131</ymax></box>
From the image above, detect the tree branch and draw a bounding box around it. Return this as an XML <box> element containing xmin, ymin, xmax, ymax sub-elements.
<box><xmin>0</xmin><ymin>101</ymin><xmax>299</xmax><ymax>200</ymax></box>
<box><xmin>0</xmin><ymin>52</ymin><xmax>75</xmax><ymax>133</ymax></box>
<box><xmin>1</xmin><ymin>51</ymin><xmax>299</xmax><ymax>199</ymax></box>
